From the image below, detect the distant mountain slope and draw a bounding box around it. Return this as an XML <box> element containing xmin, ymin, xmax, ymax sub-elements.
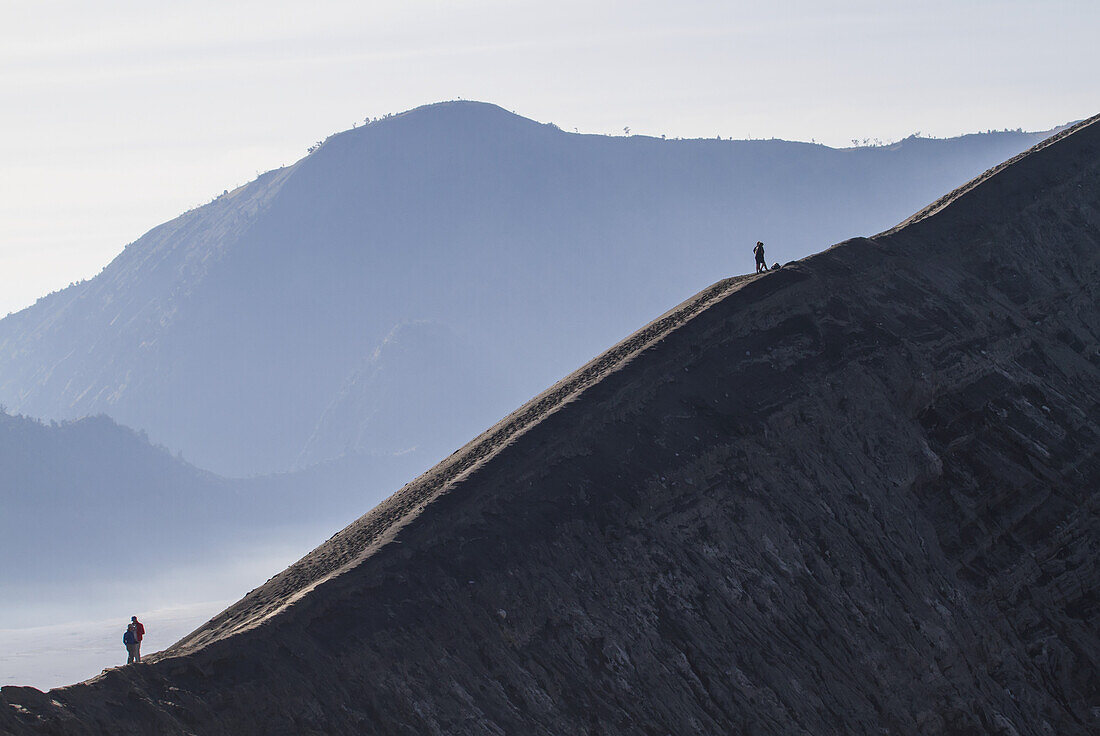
<box><xmin>297</xmin><ymin>320</ymin><xmax>520</xmax><ymax>466</ymax></box>
<box><xmin>0</xmin><ymin>102</ymin><xmax>1061</xmax><ymax>476</ymax></box>
<box><xmin>0</xmin><ymin>409</ymin><xmax>422</xmax><ymax>596</ymax></box>
<box><xmin>3</xmin><ymin>116</ymin><xmax>1095</xmax><ymax>734</ymax></box>
<box><xmin>0</xmin><ymin>411</ymin><xmax>228</xmax><ymax>582</ymax></box>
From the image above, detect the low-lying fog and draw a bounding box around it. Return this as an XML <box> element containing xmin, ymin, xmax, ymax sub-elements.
<box><xmin>1</xmin><ymin>533</ymin><xmax>326</xmax><ymax>689</ymax></box>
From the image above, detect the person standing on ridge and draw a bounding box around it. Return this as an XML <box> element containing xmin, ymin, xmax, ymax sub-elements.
<box><xmin>754</xmin><ymin>241</ymin><xmax>767</xmax><ymax>273</ymax></box>
<box><xmin>131</xmin><ymin>616</ymin><xmax>145</xmax><ymax>662</ymax></box>
<box><xmin>123</xmin><ymin>623</ymin><xmax>138</xmax><ymax>665</ymax></box>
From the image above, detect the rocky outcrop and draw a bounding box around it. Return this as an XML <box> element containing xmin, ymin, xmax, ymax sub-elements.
<box><xmin>3</xmin><ymin>115</ymin><xmax>1098</xmax><ymax>735</ymax></box>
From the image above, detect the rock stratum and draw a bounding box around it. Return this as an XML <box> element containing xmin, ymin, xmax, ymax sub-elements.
<box><xmin>3</xmin><ymin>115</ymin><xmax>1099</xmax><ymax>734</ymax></box>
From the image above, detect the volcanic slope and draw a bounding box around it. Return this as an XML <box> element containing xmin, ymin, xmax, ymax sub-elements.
<box><xmin>3</xmin><ymin>115</ymin><xmax>1099</xmax><ymax>734</ymax></box>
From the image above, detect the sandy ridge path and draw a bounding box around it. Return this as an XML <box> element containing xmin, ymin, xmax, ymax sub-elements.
<box><xmin>164</xmin><ymin>270</ymin><xmax>765</xmax><ymax>657</ymax></box>
<box><xmin>878</xmin><ymin>112</ymin><xmax>1100</xmax><ymax>237</ymax></box>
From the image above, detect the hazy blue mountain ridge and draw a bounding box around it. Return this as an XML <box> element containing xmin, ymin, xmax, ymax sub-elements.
<box><xmin>297</xmin><ymin>320</ymin><xmax>520</xmax><ymax>466</ymax></box>
<box><xmin>1</xmin><ymin>410</ymin><xmax>229</xmax><ymax>584</ymax></box>
<box><xmin>0</xmin><ymin>101</ymin><xmax>1060</xmax><ymax>476</ymax></box>
<box><xmin>0</xmin><ymin>409</ymin><xmax>422</xmax><ymax>591</ymax></box>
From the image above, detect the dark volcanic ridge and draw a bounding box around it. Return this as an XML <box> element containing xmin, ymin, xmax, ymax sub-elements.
<box><xmin>3</xmin><ymin>114</ymin><xmax>1099</xmax><ymax>735</ymax></box>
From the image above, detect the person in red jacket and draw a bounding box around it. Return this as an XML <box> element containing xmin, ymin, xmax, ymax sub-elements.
<box><xmin>131</xmin><ymin>616</ymin><xmax>145</xmax><ymax>663</ymax></box>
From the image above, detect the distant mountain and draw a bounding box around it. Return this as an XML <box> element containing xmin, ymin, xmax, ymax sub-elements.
<box><xmin>0</xmin><ymin>411</ymin><xmax>226</xmax><ymax>584</ymax></box>
<box><xmin>3</xmin><ymin>114</ymin><xmax>1096</xmax><ymax>736</ymax></box>
<box><xmin>0</xmin><ymin>102</ymin><xmax>1062</xmax><ymax>475</ymax></box>
<box><xmin>297</xmin><ymin>320</ymin><xmax>520</xmax><ymax>466</ymax></box>
<box><xmin>0</xmin><ymin>410</ymin><xmax>422</xmax><ymax>593</ymax></box>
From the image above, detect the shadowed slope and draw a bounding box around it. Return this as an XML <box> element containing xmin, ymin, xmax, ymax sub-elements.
<box><xmin>2</xmin><ymin>115</ymin><xmax>1098</xmax><ymax>735</ymax></box>
<box><xmin>167</xmin><ymin>271</ymin><xmax>767</xmax><ymax>657</ymax></box>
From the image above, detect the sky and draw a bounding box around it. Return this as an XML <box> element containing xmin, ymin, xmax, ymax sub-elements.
<box><xmin>1</xmin><ymin>0</ymin><xmax>1096</xmax><ymax>316</ymax></box>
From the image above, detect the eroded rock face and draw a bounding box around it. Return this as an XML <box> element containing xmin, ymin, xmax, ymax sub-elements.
<box><xmin>3</xmin><ymin>117</ymin><xmax>1099</xmax><ymax>735</ymax></box>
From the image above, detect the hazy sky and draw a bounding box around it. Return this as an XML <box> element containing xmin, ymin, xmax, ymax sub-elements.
<box><xmin>2</xmin><ymin>0</ymin><xmax>1096</xmax><ymax>316</ymax></box>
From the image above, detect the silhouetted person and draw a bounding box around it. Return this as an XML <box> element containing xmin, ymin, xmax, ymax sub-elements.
<box><xmin>754</xmin><ymin>241</ymin><xmax>767</xmax><ymax>273</ymax></box>
<box><xmin>131</xmin><ymin>616</ymin><xmax>145</xmax><ymax>662</ymax></box>
<box><xmin>123</xmin><ymin>624</ymin><xmax>138</xmax><ymax>665</ymax></box>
